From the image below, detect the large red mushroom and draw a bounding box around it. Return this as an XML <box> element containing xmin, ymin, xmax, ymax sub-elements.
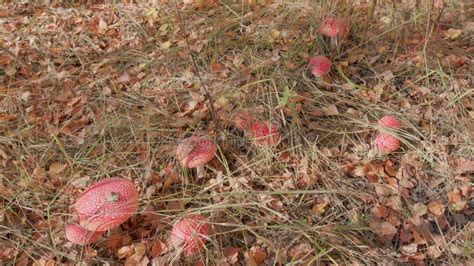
<box><xmin>318</xmin><ymin>16</ymin><xmax>349</xmax><ymax>50</ymax></box>
<box><xmin>375</xmin><ymin>133</ymin><xmax>400</xmax><ymax>153</ymax></box>
<box><xmin>176</xmin><ymin>135</ymin><xmax>217</xmax><ymax>177</ymax></box>
<box><xmin>170</xmin><ymin>214</ymin><xmax>210</xmax><ymax>255</ymax></box>
<box><xmin>233</xmin><ymin>110</ymin><xmax>256</xmax><ymax>131</ymax></box>
<box><xmin>309</xmin><ymin>55</ymin><xmax>331</xmax><ymax>78</ymax></box>
<box><xmin>75</xmin><ymin>178</ymin><xmax>139</xmax><ymax>232</ymax></box>
<box><xmin>249</xmin><ymin>121</ymin><xmax>280</xmax><ymax>147</ymax></box>
<box><xmin>375</xmin><ymin>115</ymin><xmax>401</xmax><ymax>153</ymax></box>
<box><xmin>378</xmin><ymin>115</ymin><xmax>401</xmax><ymax>129</ymax></box>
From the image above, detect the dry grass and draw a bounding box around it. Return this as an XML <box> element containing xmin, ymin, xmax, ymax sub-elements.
<box><xmin>1</xmin><ymin>0</ymin><xmax>472</xmax><ymax>265</ymax></box>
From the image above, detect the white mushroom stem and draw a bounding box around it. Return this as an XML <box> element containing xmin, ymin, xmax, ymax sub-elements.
<box><xmin>330</xmin><ymin>37</ymin><xmax>337</xmax><ymax>51</ymax></box>
<box><xmin>196</xmin><ymin>165</ymin><xmax>205</xmax><ymax>179</ymax></box>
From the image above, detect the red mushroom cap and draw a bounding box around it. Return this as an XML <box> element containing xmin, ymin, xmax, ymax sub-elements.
<box><xmin>309</xmin><ymin>56</ymin><xmax>331</xmax><ymax>77</ymax></box>
<box><xmin>176</xmin><ymin>136</ymin><xmax>217</xmax><ymax>168</ymax></box>
<box><xmin>233</xmin><ymin>110</ymin><xmax>256</xmax><ymax>131</ymax></box>
<box><xmin>65</xmin><ymin>223</ymin><xmax>103</xmax><ymax>245</ymax></box>
<box><xmin>170</xmin><ymin>214</ymin><xmax>210</xmax><ymax>255</ymax></box>
<box><xmin>75</xmin><ymin>178</ymin><xmax>138</xmax><ymax>232</ymax></box>
<box><xmin>250</xmin><ymin>121</ymin><xmax>280</xmax><ymax>146</ymax></box>
<box><xmin>375</xmin><ymin>133</ymin><xmax>400</xmax><ymax>152</ymax></box>
<box><xmin>378</xmin><ymin>115</ymin><xmax>401</xmax><ymax>129</ymax></box>
<box><xmin>318</xmin><ymin>16</ymin><xmax>349</xmax><ymax>37</ymax></box>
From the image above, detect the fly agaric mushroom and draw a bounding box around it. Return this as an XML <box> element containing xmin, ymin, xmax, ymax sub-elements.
<box><xmin>75</xmin><ymin>178</ymin><xmax>138</xmax><ymax>232</ymax></box>
<box><xmin>249</xmin><ymin>121</ymin><xmax>280</xmax><ymax>147</ymax></box>
<box><xmin>318</xmin><ymin>16</ymin><xmax>349</xmax><ymax>50</ymax></box>
<box><xmin>170</xmin><ymin>214</ymin><xmax>210</xmax><ymax>255</ymax></box>
<box><xmin>309</xmin><ymin>55</ymin><xmax>331</xmax><ymax>78</ymax></box>
<box><xmin>65</xmin><ymin>223</ymin><xmax>104</xmax><ymax>245</ymax></box>
<box><xmin>375</xmin><ymin>133</ymin><xmax>400</xmax><ymax>153</ymax></box>
<box><xmin>378</xmin><ymin>115</ymin><xmax>401</xmax><ymax>129</ymax></box>
<box><xmin>233</xmin><ymin>110</ymin><xmax>256</xmax><ymax>131</ymax></box>
<box><xmin>176</xmin><ymin>135</ymin><xmax>217</xmax><ymax>178</ymax></box>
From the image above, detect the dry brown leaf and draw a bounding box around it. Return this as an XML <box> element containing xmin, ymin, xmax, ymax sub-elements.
<box><xmin>372</xmin><ymin>204</ymin><xmax>389</xmax><ymax>219</ymax></box>
<box><xmin>251</xmin><ymin>247</ymin><xmax>267</xmax><ymax>264</ymax></box>
<box><xmin>125</xmin><ymin>243</ymin><xmax>146</xmax><ymax>266</ymax></box>
<box><xmin>48</xmin><ymin>162</ymin><xmax>66</xmax><ymax>175</ymax></box>
<box><xmin>450</xmin><ymin>157</ymin><xmax>474</xmax><ymax>175</ymax></box>
<box><xmin>401</xmin><ymin>243</ymin><xmax>418</xmax><ymax>256</ymax></box>
<box><xmin>381</xmin><ymin>221</ymin><xmax>397</xmax><ymax>237</ymax></box>
<box><xmin>412</xmin><ymin>203</ymin><xmax>428</xmax><ymax>216</ymax></box>
<box><xmin>0</xmin><ymin>53</ymin><xmax>13</xmax><ymax>65</ymax></box>
<box><xmin>311</xmin><ymin>201</ymin><xmax>329</xmax><ymax>215</ymax></box>
<box><xmin>224</xmin><ymin>247</ymin><xmax>241</xmax><ymax>264</ymax></box>
<box><xmin>427</xmin><ymin>201</ymin><xmax>445</xmax><ymax>216</ymax></box>
<box><xmin>270</xmin><ymin>29</ymin><xmax>280</xmax><ymax>39</ymax></box>
<box><xmin>447</xmin><ymin>189</ymin><xmax>468</xmax><ymax>212</ymax></box>
<box><xmin>426</xmin><ymin>245</ymin><xmax>442</xmax><ymax>259</ymax></box>
<box><xmin>117</xmin><ymin>245</ymin><xmax>134</xmax><ymax>259</ymax></box>
<box><xmin>443</xmin><ymin>28</ymin><xmax>462</xmax><ymax>40</ymax></box>
<box><xmin>322</xmin><ymin>104</ymin><xmax>339</xmax><ymax>116</ymax></box>
<box><xmin>442</xmin><ymin>54</ymin><xmax>468</xmax><ymax>68</ymax></box>
<box><xmin>288</xmin><ymin>243</ymin><xmax>313</xmax><ymax>261</ymax></box>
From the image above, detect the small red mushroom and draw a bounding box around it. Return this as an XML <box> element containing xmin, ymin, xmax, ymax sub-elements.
<box><xmin>170</xmin><ymin>214</ymin><xmax>210</xmax><ymax>255</ymax></box>
<box><xmin>75</xmin><ymin>178</ymin><xmax>139</xmax><ymax>232</ymax></box>
<box><xmin>378</xmin><ymin>115</ymin><xmax>401</xmax><ymax>129</ymax></box>
<box><xmin>375</xmin><ymin>133</ymin><xmax>400</xmax><ymax>153</ymax></box>
<box><xmin>233</xmin><ymin>110</ymin><xmax>256</xmax><ymax>131</ymax></box>
<box><xmin>249</xmin><ymin>121</ymin><xmax>280</xmax><ymax>147</ymax></box>
<box><xmin>65</xmin><ymin>223</ymin><xmax>103</xmax><ymax>245</ymax></box>
<box><xmin>309</xmin><ymin>55</ymin><xmax>331</xmax><ymax>78</ymax></box>
<box><xmin>318</xmin><ymin>16</ymin><xmax>349</xmax><ymax>50</ymax></box>
<box><xmin>176</xmin><ymin>135</ymin><xmax>217</xmax><ymax>178</ymax></box>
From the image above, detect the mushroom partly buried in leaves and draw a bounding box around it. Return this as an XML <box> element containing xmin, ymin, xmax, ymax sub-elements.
<box><xmin>318</xmin><ymin>16</ymin><xmax>349</xmax><ymax>50</ymax></box>
<box><xmin>249</xmin><ymin>121</ymin><xmax>280</xmax><ymax>147</ymax></box>
<box><xmin>176</xmin><ymin>135</ymin><xmax>217</xmax><ymax>178</ymax></box>
<box><xmin>375</xmin><ymin>115</ymin><xmax>401</xmax><ymax>153</ymax></box>
<box><xmin>378</xmin><ymin>115</ymin><xmax>401</xmax><ymax>129</ymax></box>
<box><xmin>65</xmin><ymin>223</ymin><xmax>104</xmax><ymax>245</ymax></box>
<box><xmin>309</xmin><ymin>55</ymin><xmax>331</xmax><ymax>79</ymax></box>
<box><xmin>170</xmin><ymin>214</ymin><xmax>210</xmax><ymax>255</ymax></box>
<box><xmin>233</xmin><ymin>110</ymin><xmax>256</xmax><ymax>131</ymax></box>
<box><xmin>375</xmin><ymin>133</ymin><xmax>400</xmax><ymax>153</ymax></box>
<box><xmin>75</xmin><ymin>178</ymin><xmax>139</xmax><ymax>232</ymax></box>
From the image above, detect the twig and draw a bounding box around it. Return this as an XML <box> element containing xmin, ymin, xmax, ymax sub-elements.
<box><xmin>173</xmin><ymin>1</ymin><xmax>222</xmax><ymax>134</ymax></box>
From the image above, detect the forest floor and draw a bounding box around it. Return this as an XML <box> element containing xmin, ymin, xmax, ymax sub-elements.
<box><xmin>1</xmin><ymin>1</ymin><xmax>473</xmax><ymax>265</ymax></box>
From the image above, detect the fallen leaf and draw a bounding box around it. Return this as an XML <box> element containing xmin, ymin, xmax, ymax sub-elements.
<box><xmin>443</xmin><ymin>28</ymin><xmax>462</xmax><ymax>40</ymax></box>
<box><xmin>401</xmin><ymin>243</ymin><xmax>418</xmax><ymax>256</ymax></box>
<box><xmin>450</xmin><ymin>157</ymin><xmax>474</xmax><ymax>175</ymax></box>
<box><xmin>48</xmin><ymin>162</ymin><xmax>66</xmax><ymax>175</ymax></box>
<box><xmin>381</xmin><ymin>221</ymin><xmax>397</xmax><ymax>237</ymax></box>
<box><xmin>463</xmin><ymin>21</ymin><xmax>474</xmax><ymax>33</ymax></box>
<box><xmin>70</xmin><ymin>176</ymin><xmax>91</xmax><ymax>188</ymax></box>
<box><xmin>426</xmin><ymin>245</ymin><xmax>442</xmax><ymax>259</ymax></box>
<box><xmin>270</xmin><ymin>29</ymin><xmax>280</xmax><ymax>39</ymax></box>
<box><xmin>5</xmin><ymin>64</ymin><xmax>16</xmax><ymax>76</ymax></box>
<box><xmin>251</xmin><ymin>247</ymin><xmax>267</xmax><ymax>264</ymax></box>
<box><xmin>427</xmin><ymin>201</ymin><xmax>445</xmax><ymax>216</ymax></box>
<box><xmin>322</xmin><ymin>104</ymin><xmax>339</xmax><ymax>116</ymax></box>
<box><xmin>98</xmin><ymin>18</ymin><xmax>107</xmax><ymax>31</ymax></box>
<box><xmin>0</xmin><ymin>53</ymin><xmax>13</xmax><ymax>65</ymax></box>
<box><xmin>117</xmin><ymin>245</ymin><xmax>134</xmax><ymax>259</ymax></box>
<box><xmin>224</xmin><ymin>247</ymin><xmax>241</xmax><ymax>264</ymax></box>
<box><xmin>412</xmin><ymin>203</ymin><xmax>428</xmax><ymax>216</ymax></box>
<box><xmin>125</xmin><ymin>243</ymin><xmax>146</xmax><ymax>266</ymax></box>
<box><xmin>442</xmin><ymin>54</ymin><xmax>468</xmax><ymax>68</ymax></box>
<box><xmin>311</xmin><ymin>201</ymin><xmax>329</xmax><ymax>215</ymax></box>
<box><xmin>160</xmin><ymin>41</ymin><xmax>172</xmax><ymax>50</ymax></box>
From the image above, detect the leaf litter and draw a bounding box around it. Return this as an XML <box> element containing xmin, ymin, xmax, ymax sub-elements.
<box><xmin>0</xmin><ymin>0</ymin><xmax>472</xmax><ymax>265</ymax></box>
